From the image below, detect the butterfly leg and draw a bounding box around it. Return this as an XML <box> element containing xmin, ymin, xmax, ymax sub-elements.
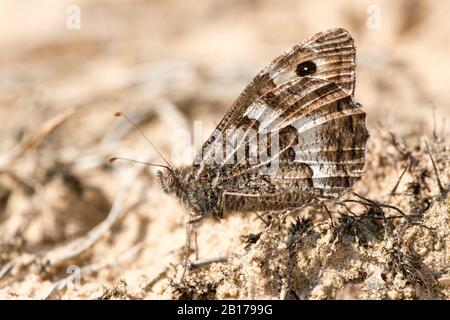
<box><xmin>193</xmin><ymin>230</ymin><xmax>199</xmax><ymax>260</ymax></box>
<box><xmin>180</xmin><ymin>204</ymin><xmax>200</xmax><ymax>283</ymax></box>
<box><xmin>180</xmin><ymin>220</ymin><xmax>191</xmax><ymax>283</ymax></box>
<box><xmin>180</xmin><ymin>214</ymin><xmax>210</xmax><ymax>282</ymax></box>
<box><xmin>187</xmin><ymin>215</ymin><xmax>206</xmax><ymax>224</ymax></box>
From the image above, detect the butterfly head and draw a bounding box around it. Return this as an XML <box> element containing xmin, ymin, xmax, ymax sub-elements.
<box><xmin>157</xmin><ymin>168</ymin><xmax>180</xmax><ymax>194</ymax></box>
<box><xmin>157</xmin><ymin>167</ymin><xmax>193</xmax><ymax>197</ymax></box>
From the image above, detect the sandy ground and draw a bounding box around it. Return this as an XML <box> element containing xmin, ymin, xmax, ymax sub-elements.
<box><xmin>0</xmin><ymin>0</ymin><xmax>449</xmax><ymax>299</ymax></box>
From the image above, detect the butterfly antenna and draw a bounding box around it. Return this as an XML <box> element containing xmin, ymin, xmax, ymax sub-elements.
<box><xmin>109</xmin><ymin>157</ymin><xmax>171</xmax><ymax>170</ymax></box>
<box><xmin>114</xmin><ymin>112</ymin><xmax>172</xmax><ymax>168</ymax></box>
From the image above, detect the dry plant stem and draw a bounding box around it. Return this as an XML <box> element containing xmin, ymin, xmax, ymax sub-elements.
<box><xmin>332</xmin><ymin>194</ymin><xmax>425</xmax><ymax>222</ymax></box>
<box><xmin>432</xmin><ymin>104</ymin><xmax>438</xmax><ymax>141</ymax></box>
<box><xmin>0</xmin><ymin>253</ymin><xmax>35</xmax><ymax>280</ymax></box>
<box><xmin>0</xmin><ymin>261</ymin><xmax>15</xmax><ymax>279</ymax></box>
<box><xmin>0</xmin><ymin>174</ymin><xmax>44</xmax><ymax>240</ymax></box>
<box><xmin>253</xmin><ymin>212</ymin><xmax>270</xmax><ymax>226</ymax></box>
<box><xmin>189</xmin><ymin>256</ymin><xmax>229</xmax><ymax>268</ymax></box>
<box><xmin>39</xmin><ymin>160</ymin><xmax>148</xmax><ymax>268</ymax></box>
<box><xmin>143</xmin><ymin>268</ymin><xmax>169</xmax><ymax>292</ymax></box>
<box><xmin>386</xmin><ymin>131</ymin><xmax>411</xmax><ymax>158</ymax></box>
<box><xmin>1</xmin><ymin>162</ymin><xmax>146</xmax><ymax>279</ymax></box>
<box><xmin>45</xmin><ymin>242</ymin><xmax>144</xmax><ymax>299</ymax></box>
<box><xmin>0</xmin><ymin>107</ymin><xmax>75</xmax><ymax>169</ymax></box>
<box><xmin>0</xmin><ymin>186</ymin><xmax>44</xmax><ymax>279</ymax></box>
<box><xmin>320</xmin><ymin>202</ymin><xmax>335</xmax><ymax>227</ymax></box>
<box><xmin>335</xmin><ymin>201</ymin><xmax>358</xmax><ymax>218</ymax></box>
<box><xmin>0</xmin><ymin>109</ymin><xmax>73</xmax><ymax>244</ymax></box>
<box><xmin>351</xmin><ymin>192</ymin><xmax>407</xmax><ymax>216</ymax></box>
<box><xmin>390</xmin><ymin>163</ymin><xmax>409</xmax><ymax>196</ymax></box>
<box><xmin>425</xmin><ymin>141</ymin><xmax>446</xmax><ymax>197</ymax></box>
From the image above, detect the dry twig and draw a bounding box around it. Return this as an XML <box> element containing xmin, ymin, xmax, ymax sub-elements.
<box><xmin>45</xmin><ymin>242</ymin><xmax>144</xmax><ymax>299</ymax></box>
<box><xmin>0</xmin><ymin>108</ymin><xmax>75</xmax><ymax>169</ymax></box>
<box><xmin>39</xmin><ymin>155</ymin><xmax>149</xmax><ymax>268</ymax></box>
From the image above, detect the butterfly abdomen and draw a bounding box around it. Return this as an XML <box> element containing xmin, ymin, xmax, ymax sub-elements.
<box><xmin>222</xmin><ymin>189</ymin><xmax>317</xmax><ymax>213</ymax></box>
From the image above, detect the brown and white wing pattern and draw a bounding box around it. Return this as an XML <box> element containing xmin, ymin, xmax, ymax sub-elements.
<box><xmin>195</xmin><ymin>28</ymin><xmax>356</xmax><ymax>168</ymax></box>
<box><xmin>220</xmin><ymin>77</ymin><xmax>368</xmax><ymax>191</ymax></box>
<box><xmin>194</xmin><ymin>28</ymin><xmax>367</xmax><ymax>197</ymax></box>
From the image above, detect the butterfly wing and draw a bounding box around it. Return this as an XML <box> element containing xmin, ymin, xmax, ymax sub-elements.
<box><xmin>194</xmin><ymin>28</ymin><xmax>367</xmax><ymax>194</ymax></box>
<box><xmin>195</xmin><ymin>28</ymin><xmax>356</xmax><ymax>168</ymax></box>
<box><xmin>219</xmin><ymin>76</ymin><xmax>367</xmax><ymax>190</ymax></box>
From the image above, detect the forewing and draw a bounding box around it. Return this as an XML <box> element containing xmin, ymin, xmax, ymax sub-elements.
<box><xmin>195</xmin><ymin>28</ymin><xmax>357</xmax><ymax>173</ymax></box>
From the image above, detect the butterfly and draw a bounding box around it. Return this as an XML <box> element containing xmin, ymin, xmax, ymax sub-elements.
<box><xmin>157</xmin><ymin>28</ymin><xmax>369</xmax><ymax>226</ymax></box>
<box><xmin>111</xmin><ymin>28</ymin><xmax>369</xmax><ymax>279</ymax></box>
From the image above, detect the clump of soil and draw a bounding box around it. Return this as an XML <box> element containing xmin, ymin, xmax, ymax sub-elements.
<box><xmin>165</xmin><ymin>135</ymin><xmax>449</xmax><ymax>299</ymax></box>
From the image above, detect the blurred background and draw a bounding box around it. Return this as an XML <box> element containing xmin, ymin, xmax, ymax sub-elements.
<box><xmin>0</xmin><ymin>0</ymin><xmax>448</xmax><ymax>299</ymax></box>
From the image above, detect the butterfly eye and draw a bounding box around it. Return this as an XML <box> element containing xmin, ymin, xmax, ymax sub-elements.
<box><xmin>296</xmin><ymin>60</ymin><xmax>317</xmax><ymax>77</ymax></box>
<box><xmin>167</xmin><ymin>174</ymin><xmax>174</xmax><ymax>187</ymax></box>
